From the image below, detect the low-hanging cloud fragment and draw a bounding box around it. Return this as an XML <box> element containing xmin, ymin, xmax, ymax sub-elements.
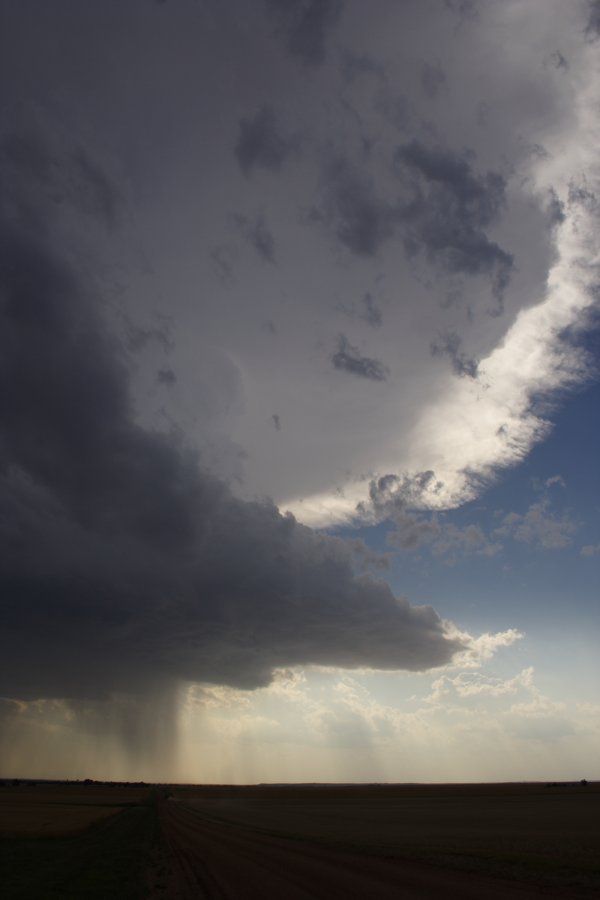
<box><xmin>314</xmin><ymin>140</ymin><xmax>512</xmax><ymax>308</ymax></box>
<box><xmin>394</xmin><ymin>140</ymin><xmax>513</xmax><ymax>303</ymax></box>
<box><xmin>430</xmin><ymin>330</ymin><xmax>479</xmax><ymax>378</ymax></box>
<box><xmin>331</xmin><ymin>334</ymin><xmax>389</xmax><ymax>381</ymax></box>
<box><xmin>494</xmin><ymin>500</ymin><xmax>577</xmax><ymax>550</ymax></box>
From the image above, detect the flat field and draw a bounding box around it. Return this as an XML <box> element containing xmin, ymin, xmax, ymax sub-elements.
<box><xmin>0</xmin><ymin>784</ymin><xmax>156</xmax><ymax>899</ymax></box>
<box><xmin>0</xmin><ymin>783</ymin><xmax>149</xmax><ymax>835</ymax></box>
<box><xmin>170</xmin><ymin>782</ymin><xmax>600</xmax><ymax>897</ymax></box>
<box><xmin>2</xmin><ymin>782</ymin><xmax>598</xmax><ymax>898</ymax></box>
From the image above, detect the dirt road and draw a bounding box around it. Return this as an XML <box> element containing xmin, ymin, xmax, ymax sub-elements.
<box><xmin>157</xmin><ymin>798</ymin><xmax>581</xmax><ymax>900</ymax></box>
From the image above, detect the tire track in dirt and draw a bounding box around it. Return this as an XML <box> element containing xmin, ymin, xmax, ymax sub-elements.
<box><xmin>158</xmin><ymin>799</ymin><xmax>581</xmax><ymax>900</ymax></box>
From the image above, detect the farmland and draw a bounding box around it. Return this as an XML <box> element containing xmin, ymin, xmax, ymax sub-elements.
<box><xmin>165</xmin><ymin>781</ymin><xmax>600</xmax><ymax>898</ymax></box>
<box><xmin>1</xmin><ymin>781</ymin><xmax>598</xmax><ymax>898</ymax></box>
<box><xmin>0</xmin><ymin>783</ymin><xmax>149</xmax><ymax>836</ymax></box>
<box><xmin>0</xmin><ymin>783</ymin><xmax>155</xmax><ymax>899</ymax></box>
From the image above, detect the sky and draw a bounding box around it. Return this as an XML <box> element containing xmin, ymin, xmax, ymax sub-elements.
<box><xmin>1</xmin><ymin>0</ymin><xmax>599</xmax><ymax>784</ymax></box>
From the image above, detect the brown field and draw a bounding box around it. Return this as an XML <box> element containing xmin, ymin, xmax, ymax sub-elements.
<box><xmin>156</xmin><ymin>782</ymin><xmax>600</xmax><ymax>898</ymax></box>
<box><xmin>2</xmin><ymin>781</ymin><xmax>598</xmax><ymax>898</ymax></box>
<box><xmin>0</xmin><ymin>783</ymin><xmax>149</xmax><ymax>836</ymax></box>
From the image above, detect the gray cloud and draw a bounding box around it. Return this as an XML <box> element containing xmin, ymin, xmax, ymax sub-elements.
<box><xmin>431</xmin><ymin>330</ymin><xmax>478</xmax><ymax>378</ymax></box>
<box><xmin>2</xmin><ymin>0</ymin><xmax>587</xmax><ymax>715</ymax></box>
<box><xmin>0</xmin><ymin>154</ymin><xmax>460</xmax><ymax>702</ymax></box>
<box><xmin>494</xmin><ymin>501</ymin><xmax>577</xmax><ymax>550</ymax></box>
<box><xmin>387</xmin><ymin>512</ymin><xmax>441</xmax><ymax>551</ymax></box>
<box><xmin>550</xmin><ymin>49</ymin><xmax>568</xmax><ymax>71</ymax></box>
<box><xmin>334</xmin><ymin>292</ymin><xmax>383</xmax><ymax>328</ymax></box>
<box><xmin>210</xmin><ymin>244</ymin><xmax>236</xmax><ymax>282</ymax></box>
<box><xmin>2</xmin><ymin>130</ymin><xmax>55</xmax><ymax>187</ymax></box>
<box><xmin>429</xmin><ymin>522</ymin><xmax>500</xmax><ymax>560</ymax></box>
<box><xmin>233</xmin><ymin>212</ymin><xmax>276</xmax><ymax>263</ymax></box>
<box><xmin>314</xmin><ymin>140</ymin><xmax>512</xmax><ymax>309</ymax></box>
<box><xmin>443</xmin><ymin>0</ymin><xmax>479</xmax><ymax>26</ymax></box>
<box><xmin>331</xmin><ymin>334</ymin><xmax>389</xmax><ymax>381</ymax></box>
<box><xmin>265</xmin><ymin>0</ymin><xmax>344</xmax><ymax>65</ymax></box>
<box><xmin>339</xmin><ymin>50</ymin><xmax>386</xmax><ymax>87</ymax></box>
<box><xmin>234</xmin><ymin>106</ymin><xmax>300</xmax><ymax>177</ymax></box>
<box><xmin>360</xmin><ymin>472</ymin><xmax>442</xmax><ymax>549</ymax></box>
<box><xmin>395</xmin><ymin>140</ymin><xmax>513</xmax><ymax>304</ymax></box>
<box><xmin>157</xmin><ymin>367</ymin><xmax>177</xmax><ymax>387</ymax></box>
<box><xmin>365</xmin><ymin>473</ymin><xmax>500</xmax><ymax>559</ymax></box>
<box><xmin>585</xmin><ymin>1</ymin><xmax>600</xmax><ymax>39</ymax></box>
<box><xmin>1</xmin><ymin>129</ymin><xmax>122</xmax><ymax>232</ymax></box>
<box><xmin>126</xmin><ymin>317</ymin><xmax>172</xmax><ymax>354</ymax></box>
<box><xmin>360</xmin><ymin>292</ymin><xmax>383</xmax><ymax>327</ymax></box>
<box><xmin>70</xmin><ymin>147</ymin><xmax>123</xmax><ymax>230</ymax></box>
<box><xmin>386</xmin><ymin>513</ymin><xmax>499</xmax><ymax>560</ymax></box>
<box><xmin>546</xmin><ymin>189</ymin><xmax>566</xmax><ymax>226</ymax></box>
<box><xmin>315</xmin><ymin>157</ymin><xmax>398</xmax><ymax>257</ymax></box>
<box><xmin>420</xmin><ymin>63</ymin><xmax>446</xmax><ymax>99</ymax></box>
<box><xmin>361</xmin><ymin>471</ymin><xmax>444</xmax><ymax>520</ymax></box>
<box><xmin>0</xmin><ymin>228</ymin><xmax>199</xmax><ymax>552</ymax></box>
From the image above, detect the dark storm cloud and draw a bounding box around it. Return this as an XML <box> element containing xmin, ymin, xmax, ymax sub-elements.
<box><xmin>234</xmin><ymin>106</ymin><xmax>300</xmax><ymax>177</ymax></box>
<box><xmin>1</xmin><ymin>130</ymin><xmax>122</xmax><ymax>231</ymax></box>
<box><xmin>430</xmin><ymin>330</ymin><xmax>478</xmax><ymax>378</ymax></box>
<box><xmin>233</xmin><ymin>212</ymin><xmax>276</xmax><ymax>263</ymax></box>
<box><xmin>0</xmin><ymin>155</ymin><xmax>460</xmax><ymax>701</ymax></box>
<box><xmin>331</xmin><ymin>334</ymin><xmax>389</xmax><ymax>381</ymax></box>
<box><xmin>265</xmin><ymin>0</ymin><xmax>344</xmax><ymax>66</ymax></box>
<box><xmin>0</xmin><ymin>228</ymin><xmax>200</xmax><ymax>551</ymax></box>
<box><xmin>70</xmin><ymin>148</ymin><xmax>122</xmax><ymax>230</ymax></box>
<box><xmin>394</xmin><ymin>140</ymin><xmax>513</xmax><ymax>303</ymax></box>
<box><xmin>1</xmin><ymin>131</ymin><xmax>55</xmax><ymax>187</ymax></box>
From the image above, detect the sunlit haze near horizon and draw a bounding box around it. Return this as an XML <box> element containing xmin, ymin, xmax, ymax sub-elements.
<box><xmin>1</xmin><ymin>0</ymin><xmax>599</xmax><ymax>784</ymax></box>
